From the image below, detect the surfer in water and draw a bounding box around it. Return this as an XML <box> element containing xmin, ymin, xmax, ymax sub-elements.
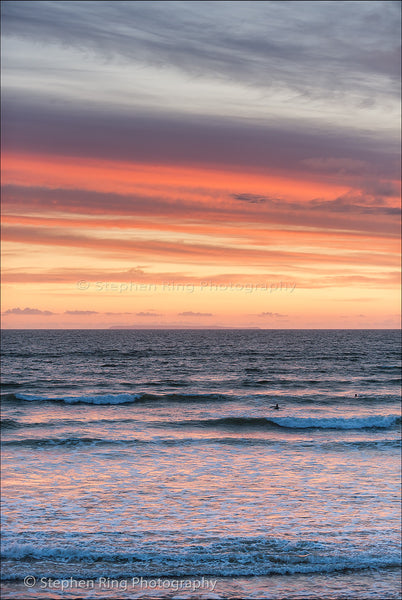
<box><xmin>272</xmin><ymin>403</ymin><xmax>279</xmax><ymax>410</ymax></box>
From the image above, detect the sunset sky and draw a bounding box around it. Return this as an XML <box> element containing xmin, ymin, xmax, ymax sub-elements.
<box><xmin>1</xmin><ymin>0</ymin><xmax>400</xmax><ymax>329</ymax></box>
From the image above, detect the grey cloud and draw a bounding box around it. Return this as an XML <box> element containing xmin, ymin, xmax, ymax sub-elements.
<box><xmin>64</xmin><ymin>310</ymin><xmax>98</xmax><ymax>314</ymax></box>
<box><xmin>230</xmin><ymin>191</ymin><xmax>401</xmax><ymax>218</ymax></box>
<box><xmin>258</xmin><ymin>312</ymin><xmax>286</xmax><ymax>318</ymax></box>
<box><xmin>233</xmin><ymin>194</ymin><xmax>272</xmax><ymax>204</ymax></box>
<box><xmin>300</xmin><ymin>158</ymin><xmax>371</xmax><ymax>176</ymax></box>
<box><xmin>2</xmin><ymin>95</ymin><xmax>399</xmax><ymax>178</ymax></box>
<box><xmin>310</xmin><ymin>194</ymin><xmax>401</xmax><ymax>216</ymax></box>
<box><xmin>3</xmin><ymin>307</ymin><xmax>55</xmax><ymax>315</ymax></box>
<box><xmin>2</xmin><ymin>1</ymin><xmax>400</xmax><ymax>101</ymax></box>
<box><xmin>361</xmin><ymin>180</ymin><xmax>401</xmax><ymax>198</ymax></box>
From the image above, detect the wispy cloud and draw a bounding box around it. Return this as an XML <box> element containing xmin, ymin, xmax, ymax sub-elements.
<box><xmin>232</xmin><ymin>191</ymin><xmax>401</xmax><ymax>218</ymax></box>
<box><xmin>2</xmin><ymin>1</ymin><xmax>399</xmax><ymax>103</ymax></box>
<box><xmin>3</xmin><ymin>97</ymin><xmax>399</xmax><ymax>179</ymax></box>
<box><xmin>3</xmin><ymin>224</ymin><xmax>399</xmax><ymax>267</ymax></box>
<box><xmin>1</xmin><ymin>266</ymin><xmax>400</xmax><ymax>290</ymax></box>
<box><xmin>1</xmin><ymin>1</ymin><xmax>399</xmax><ymax>328</ymax></box>
<box><xmin>3</xmin><ymin>183</ymin><xmax>400</xmax><ymax>239</ymax></box>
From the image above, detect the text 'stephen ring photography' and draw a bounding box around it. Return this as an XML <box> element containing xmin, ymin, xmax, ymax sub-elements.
<box><xmin>1</xmin><ymin>1</ymin><xmax>401</xmax><ymax>599</ymax></box>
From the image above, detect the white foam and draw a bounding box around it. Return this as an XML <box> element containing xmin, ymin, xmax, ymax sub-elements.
<box><xmin>15</xmin><ymin>393</ymin><xmax>142</xmax><ymax>405</ymax></box>
<box><xmin>1</xmin><ymin>540</ymin><xmax>400</xmax><ymax>577</ymax></box>
<box><xmin>270</xmin><ymin>414</ymin><xmax>401</xmax><ymax>429</ymax></box>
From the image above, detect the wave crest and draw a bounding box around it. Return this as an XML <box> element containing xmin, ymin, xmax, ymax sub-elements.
<box><xmin>175</xmin><ymin>415</ymin><xmax>401</xmax><ymax>430</ymax></box>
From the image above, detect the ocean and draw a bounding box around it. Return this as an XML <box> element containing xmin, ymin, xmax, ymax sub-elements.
<box><xmin>1</xmin><ymin>329</ymin><xmax>401</xmax><ymax>599</ymax></box>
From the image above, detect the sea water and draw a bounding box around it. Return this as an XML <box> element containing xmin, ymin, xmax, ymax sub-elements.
<box><xmin>1</xmin><ymin>329</ymin><xmax>401</xmax><ymax>599</ymax></box>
